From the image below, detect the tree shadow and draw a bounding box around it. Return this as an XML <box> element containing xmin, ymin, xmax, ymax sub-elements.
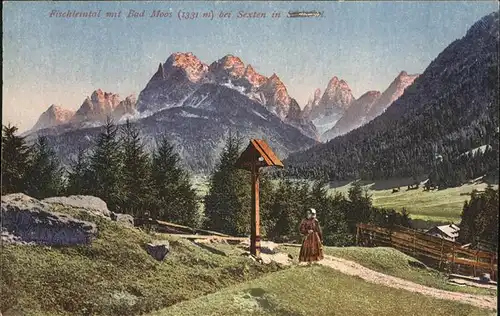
<box><xmin>246</xmin><ymin>288</ymin><xmax>304</xmax><ymax>316</ymax></box>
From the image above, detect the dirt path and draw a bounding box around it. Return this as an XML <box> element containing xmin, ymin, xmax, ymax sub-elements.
<box><xmin>318</xmin><ymin>255</ymin><xmax>497</xmax><ymax>311</ymax></box>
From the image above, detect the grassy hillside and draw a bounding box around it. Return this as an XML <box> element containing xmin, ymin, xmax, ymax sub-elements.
<box><xmin>194</xmin><ymin>177</ymin><xmax>495</xmax><ymax>224</ymax></box>
<box><xmin>281</xmin><ymin>246</ymin><xmax>497</xmax><ymax>296</ymax></box>
<box><xmin>149</xmin><ymin>265</ymin><xmax>493</xmax><ymax>316</ymax></box>
<box><xmin>0</xmin><ymin>206</ymin><xmax>282</xmax><ymax>316</ymax></box>
<box><xmin>329</xmin><ymin>182</ymin><xmax>497</xmax><ymax>223</ymax></box>
<box><xmin>4</xmin><ymin>199</ymin><xmax>495</xmax><ymax>315</ymax></box>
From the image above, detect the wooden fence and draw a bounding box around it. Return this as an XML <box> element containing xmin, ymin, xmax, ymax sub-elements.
<box><xmin>134</xmin><ymin>217</ymin><xmax>230</xmax><ymax>236</ymax></box>
<box><xmin>356</xmin><ymin>223</ymin><xmax>498</xmax><ymax>281</ymax></box>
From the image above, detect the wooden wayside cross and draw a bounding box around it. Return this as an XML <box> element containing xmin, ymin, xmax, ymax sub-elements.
<box><xmin>235</xmin><ymin>139</ymin><xmax>284</xmax><ymax>258</ymax></box>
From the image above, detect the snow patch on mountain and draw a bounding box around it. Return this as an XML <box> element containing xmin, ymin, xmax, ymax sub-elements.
<box><xmin>221</xmin><ymin>80</ymin><xmax>247</xmax><ymax>94</ymax></box>
<box><xmin>252</xmin><ymin>109</ymin><xmax>269</xmax><ymax>121</ymax></box>
<box><xmin>459</xmin><ymin>145</ymin><xmax>492</xmax><ymax>157</ymax></box>
<box><xmin>312</xmin><ymin>113</ymin><xmax>343</xmax><ymax>135</ymax></box>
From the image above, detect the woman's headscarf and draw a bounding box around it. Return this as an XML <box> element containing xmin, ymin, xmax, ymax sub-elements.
<box><xmin>307</xmin><ymin>208</ymin><xmax>317</xmax><ymax>219</ymax></box>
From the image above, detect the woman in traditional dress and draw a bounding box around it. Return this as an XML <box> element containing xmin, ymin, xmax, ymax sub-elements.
<box><xmin>299</xmin><ymin>208</ymin><xmax>324</xmax><ymax>263</ymax></box>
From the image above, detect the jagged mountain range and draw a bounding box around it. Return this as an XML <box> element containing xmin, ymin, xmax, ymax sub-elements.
<box><xmin>27</xmin><ymin>12</ymin><xmax>497</xmax><ymax>176</ymax></box>
<box><xmin>284</xmin><ymin>11</ymin><xmax>499</xmax><ymax>181</ymax></box>
<box><xmin>31</xmin><ymin>56</ymin><xmax>417</xmax><ymax>143</ymax></box>
<box><xmin>29</xmin><ymin>51</ymin><xmax>414</xmax><ymax>173</ymax></box>
<box><xmin>31</xmin><ymin>89</ymin><xmax>138</xmax><ymax>132</ymax></box>
<box><xmin>299</xmin><ymin>70</ymin><xmax>418</xmax><ymax>141</ymax></box>
<box><xmin>28</xmin><ymin>53</ymin><xmax>320</xmax><ymax>173</ymax></box>
<box><xmin>320</xmin><ymin>71</ymin><xmax>419</xmax><ymax>141</ymax></box>
<box><xmin>35</xmin><ymin>83</ymin><xmax>316</xmax><ymax>173</ymax></box>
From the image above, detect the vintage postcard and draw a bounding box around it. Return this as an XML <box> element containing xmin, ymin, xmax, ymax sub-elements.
<box><xmin>2</xmin><ymin>1</ymin><xmax>499</xmax><ymax>315</ymax></box>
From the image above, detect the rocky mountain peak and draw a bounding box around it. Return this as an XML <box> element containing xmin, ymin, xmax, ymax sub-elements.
<box><xmin>320</xmin><ymin>89</ymin><xmax>382</xmax><ymax>141</ymax></box>
<box><xmin>164</xmin><ymin>52</ymin><xmax>209</xmax><ymax>83</ymax></box>
<box><xmin>112</xmin><ymin>94</ymin><xmax>137</xmax><ymax>120</ymax></box>
<box><xmin>214</xmin><ymin>54</ymin><xmax>245</xmax><ymax>70</ymax></box>
<box><xmin>338</xmin><ymin>79</ymin><xmax>350</xmax><ymax>89</ymax></box>
<box><xmin>303</xmin><ymin>88</ymin><xmax>322</xmax><ymax>118</ymax></box>
<box><xmin>305</xmin><ymin>75</ymin><xmax>355</xmax><ymax>135</ymax></box>
<box><xmin>309</xmin><ymin>76</ymin><xmax>355</xmax><ymax>130</ymax></box>
<box><xmin>323</xmin><ymin>76</ymin><xmax>353</xmax><ymax>98</ymax></box>
<box><xmin>90</xmin><ymin>89</ymin><xmax>120</xmax><ymax>108</ymax></box>
<box><xmin>245</xmin><ymin>64</ymin><xmax>256</xmax><ymax>73</ymax></box>
<box><xmin>394</xmin><ymin>71</ymin><xmax>419</xmax><ymax>88</ymax></box>
<box><xmin>31</xmin><ymin>104</ymin><xmax>75</xmax><ymax>131</ymax></box>
<box><xmin>320</xmin><ymin>76</ymin><xmax>354</xmax><ymax>109</ymax></box>
<box><xmin>361</xmin><ymin>90</ymin><xmax>382</xmax><ymax>100</ymax></box>
<box><xmin>244</xmin><ymin>64</ymin><xmax>267</xmax><ymax>87</ymax></box>
<box><xmin>208</xmin><ymin>54</ymin><xmax>246</xmax><ymax>82</ymax></box>
<box><xmin>259</xmin><ymin>73</ymin><xmax>292</xmax><ymax>119</ymax></box>
<box><xmin>328</xmin><ymin>76</ymin><xmax>339</xmax><ymax>85</ymax></box>
<box><xmin>137</xmin><ymin>52</ymin><xmax>305</xmax><ymax>126</ymax></box>
<box><xmin>151</xmin><ymin>63</ymin><xmax>166</xmax><ymax>81</ymax></box>
<box><xmin>364</xmin><ymin>71</ymin><xmax>419</xmax><ymax>121</ymax></box>
<box><xmin>313</xmin><ymin>88</ymin><xmax>322</xmax><ymax>101</ymax></box>
<box><xmin>268</xmin><ymin>73</ymin><xmax>280</xmax><ymax>82</ymax></box>
<box><xmin>73</xmin><ymin>89</ymin><xmax>122</xmax><ymax>123</ymax></box>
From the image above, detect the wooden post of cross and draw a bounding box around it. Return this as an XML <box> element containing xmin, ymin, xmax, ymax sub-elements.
<box><xmin>250</xmin><ymin>160</ymin><xmax>260</xmax><ymax>255</ymax></box>
<box><xmin>235</xmin><ymin>139</ymin><xmax>283</xmax><ymax>258</ymax></box>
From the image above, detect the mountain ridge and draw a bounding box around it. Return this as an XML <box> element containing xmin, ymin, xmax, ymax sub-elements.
<box><xmin>320</xmin><ymin>71</ymin><xmax>419</xmax><ymax>141</ymax></box>
<box><xmin>33</xmin><ymin>83</ymin><xmax>317</xmax><ymax>173</ymax></box>
<box><xmin>284</xmin><ymin>11</ymin><xmax>499</xmax><ymax>183</ymax></box>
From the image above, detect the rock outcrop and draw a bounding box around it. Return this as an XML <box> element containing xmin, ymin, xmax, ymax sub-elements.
<box><xmin>42</xmin><ymin>195</ymin><xmax>134</xmax><ymax>227</ymax></box>
<box><xmin>1</xmin><ymin>193</ymin><xmax>98</xmax><ymax>246</ymax></box>
<box><xmin>110</xmin><ymin>213</ymin><xmax>134</xmax><ymax>228</ymax></box>
<box><xmin>146</xmin><ymin>240</ymin><xmax>170</xmax><ymax>261</ymax></box>
<box><xmin>42</xmin><ymin>195</ymin><xmax>112</xmax><ymax>218</ymax></box>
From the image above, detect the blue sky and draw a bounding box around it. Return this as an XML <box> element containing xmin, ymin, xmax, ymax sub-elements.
<box><xmin>3</xmin><ymin>1</ymin><xmax>498</xmax><ymax>131</ymax></box>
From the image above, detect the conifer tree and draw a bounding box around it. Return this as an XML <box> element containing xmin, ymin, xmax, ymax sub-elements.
<box><xmin>66</xmin><ymin>147</ymin><xmax>91</xmax><ymax>196</ymax></box>
<box><xmin>266</xmin><ymin>179</ymin><xmax>300</xmax><ymax>241</ymax></box>
<box><xmin>323</xmin><ymin>191</ymin><xmax>353</xmax><ymax>246</ymax></box>
<box><xmin>345</xmin><ymin>182</ymin><xmax>372</xmax><ymax>233</ymax></box>
<box><xmin>308</xmin><ymin>180</ymin><xmax>330</xmax><ymax>219</ymax></box>
<box><xmin>459</xmin><ymin>186</ymin><xmax>499</xmax><ymax>249</ymax></box>
<box><xmin>1</xmin><ymin>124</ymin><xmax>31</xmax><ymax>194</ymax></box>
<box><xmin>151</xmin><ymin>136</ymin><xmax>200</xmax><ymax>227</ymax></box>
<box><xmin>88</xmin><ymin>118</ymin><xmax>124</xmax><ymax>211</ymax></box>
<box><xmin>204</xmin><ymin>133</ymin><xmax>251</xmax><ymax>235</ymax></box>
<box><xmin>120</xmin><ymin>120</ymin><xmax>153</xmax><ymax>217</ymax></box>
<box><xmin>308</xmin><ymin>182</ymin><xmax>353</xmax><ymax>246</ymax></box>
<box><xmin>24</xmin><ymin>136</ymin><xmax>65</xmax><ymax>199</ymax></box>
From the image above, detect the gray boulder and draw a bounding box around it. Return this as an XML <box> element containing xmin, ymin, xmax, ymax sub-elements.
<box><xmin>42</xmin><ymin>195</ymin><xmax>112</xmax><ymax>218</ymax></box>
<box><xmin>111</xmin><ymin>212</ymin><xmax>134</xmax><ymax>227</ymax></box>
<box><xmin>146</xmin><ymin>240</ymin><xmax>170</xmax><ymax>261</ymax></box>
<box><xmin>42</xmin><ymin>195</ymin><xmax>135</xmax><ymax>227</ymax></box>
<box><xmin>1</xmin><ymin>193</ymin><xmax>97</xmax><ymax>246</ymax></box>
<box><xmin>260</xmin><ymin>241</ymin><xmax>280</xmax><ymax>254</ymax></box>
<box><xmin>480</xmin><ymin>273</ymin><xmax>491</xmax><ymax>283</ymax></box>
